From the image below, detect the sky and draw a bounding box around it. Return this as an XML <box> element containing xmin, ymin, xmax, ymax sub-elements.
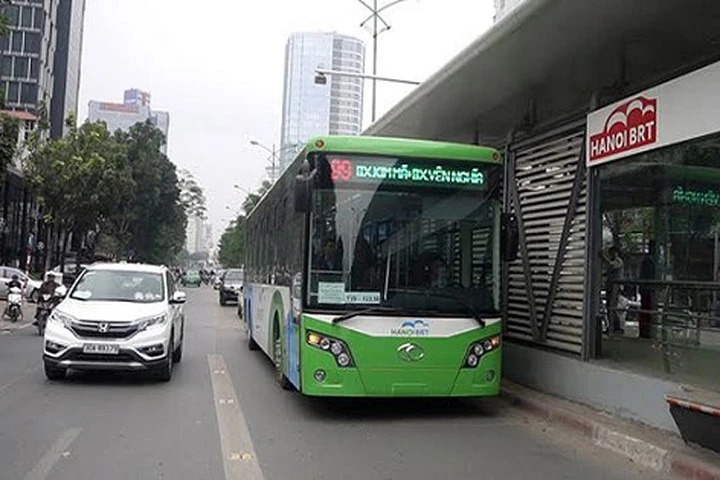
<box><xmin>77</xmin><ymin>0</ymin><xmax>496</xmax><ymax>246</ymax></box>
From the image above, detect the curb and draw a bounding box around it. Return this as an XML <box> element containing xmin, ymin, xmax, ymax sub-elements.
<box><xmin>501</xmin><ymin>382</ymin><xmax>720</xmax><ymax>479</ymax></box>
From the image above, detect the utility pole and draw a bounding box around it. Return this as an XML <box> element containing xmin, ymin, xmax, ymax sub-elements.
<box><xmin>357</xmin><ymin>0</ymin><xmax>410</xmax><ymax>123</ymax></box>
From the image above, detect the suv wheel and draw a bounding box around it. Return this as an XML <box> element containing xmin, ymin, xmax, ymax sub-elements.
<box><xmin>172</xmin><ymin>327</ymin><xmax>183</xmax><ymax>363</ymax></box>
<box><xmin>155</xmin><ymin>333</ymin><xmax>174</xmax><ymax>382</ymax></box>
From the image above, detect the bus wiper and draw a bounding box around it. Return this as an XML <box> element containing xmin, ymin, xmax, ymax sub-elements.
<box><xmin>332</xmin><ymin>306</ymin><xmax>445</xmax><ymax>323</ymax></box>
<box><xmin>423</xmin><ymin>290</ymin><xmax>487</xmax><ymax>328</ymax></box>
<box><xmin>332</xmin><ymin>306</ymin><xmax>402</xmax><ymax>323</ymax></box>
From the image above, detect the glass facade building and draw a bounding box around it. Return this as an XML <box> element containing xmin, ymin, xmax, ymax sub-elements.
<box><xmin>279</xmin><ymin>32</ymin><xmax>365</xmax><ymax>172</ymax></box>
<box><xmin>0</xmin><ymin>0</ymin><xmax>58</xmax><ymax>115</ymax></box>
<box><xmin>50</xmin><ymin>0</ymin><xmax>85</xmax><ymax>138</ymax></box>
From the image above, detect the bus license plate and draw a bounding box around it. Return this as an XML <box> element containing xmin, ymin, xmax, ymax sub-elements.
<box><xmin>82</xmin><ymin>343</ymin><xmax>120</xmax><ymax>355</ymax></box>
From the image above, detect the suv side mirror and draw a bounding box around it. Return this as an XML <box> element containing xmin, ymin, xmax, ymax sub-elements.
<box><xmin>171</xmin><ymin>291</ymin><xmax>187</xmax><ymax>304</ymax></box>
<box><xmin>501</xmin><ymin>213</ymin><xmax>519</xmax><ymax>262</ymax></box>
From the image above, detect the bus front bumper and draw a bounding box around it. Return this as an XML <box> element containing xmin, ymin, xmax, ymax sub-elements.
<box><xmin>300</xmin><ymin>353</ymin><xmax>501</xmax><ymax>397</ymax></box>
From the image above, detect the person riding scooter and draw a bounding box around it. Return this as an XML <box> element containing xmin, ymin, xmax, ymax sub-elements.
<box><xmin>4</xmin><ymin>274</ymin><xmax>24</xmax><ymax>321</ymax></box>
<box><xmin>34</xmin><ymin>273</ymin><xmax>59</xmax><ymax>326</ymax></box>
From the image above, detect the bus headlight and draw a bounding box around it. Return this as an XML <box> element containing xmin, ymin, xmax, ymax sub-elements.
<box><xmin>306</xmin><ymin>331</ymin><xmax>355</xmax><ymax>368</ymax></box>
<box><xmin>462</xmin><ymin>335</ymin><xmax>501</xmax><ymax>368</ymax></box>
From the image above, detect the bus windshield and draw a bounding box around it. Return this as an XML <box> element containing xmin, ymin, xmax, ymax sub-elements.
<box><xmin>308</xmin><ymin>155</ymin><xmax>502</xmax><ymax>316</ymax></box>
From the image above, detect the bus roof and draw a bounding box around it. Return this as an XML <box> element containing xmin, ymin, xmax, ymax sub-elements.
<box><xmin>303</xmin><ymin>135</ymin><xmax>501</xmax><ymax>164</ymax></box>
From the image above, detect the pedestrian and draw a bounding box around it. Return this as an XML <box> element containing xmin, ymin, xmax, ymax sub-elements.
<box><xmin>638</xmin><ymin>240</ymin><xmax>655</xmax><ymax>338</ymax></box>
<box><xmin>603</xmin><ymin>246</ymin><xmax>624</xmax><ymax>334</ymax></box>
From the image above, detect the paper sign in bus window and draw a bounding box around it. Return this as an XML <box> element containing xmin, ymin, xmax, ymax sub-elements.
<box><xmin>318</xmin><ymin>282</ymin><xmax>346</xmax><ymax>304</ymax></box>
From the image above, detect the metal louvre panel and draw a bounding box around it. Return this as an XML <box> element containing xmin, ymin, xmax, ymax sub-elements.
<box><xmin>506</xmin><ymin>127</ymin><xmax>587</xmax><ymax>355</ymax></box>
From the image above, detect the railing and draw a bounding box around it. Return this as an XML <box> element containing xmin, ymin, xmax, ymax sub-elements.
<box><xmin>600</xmin><ymin>279</ymin><xmax>720</xmax><ymax>373</ymax></box>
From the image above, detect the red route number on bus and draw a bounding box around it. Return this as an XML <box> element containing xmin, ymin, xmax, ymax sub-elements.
<box><xmin>330</xmin><ymin>159</ymin><xmax>354</xmax><ymax>182</ymax></box>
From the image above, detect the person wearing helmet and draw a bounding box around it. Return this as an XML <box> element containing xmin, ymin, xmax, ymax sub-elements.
<box><xmin>34</xmin><ymin>273</ymin><xmax>59</xmax><ymax>325</ymax></box>
<box><xmin>6</xmin><ymin>273</ymin><xmax>22</xmax><ymax>290</ymax></box>
<box><xmin>3</xmin><ymin>274</ymin><xmax>23</xmax><ymax>317</ymax></box>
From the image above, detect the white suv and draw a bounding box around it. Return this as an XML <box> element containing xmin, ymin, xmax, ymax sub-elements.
<box><xmin>43</xmin><ymin>263</ymin><xmax>186</xmax><ymax>381</ymax></box>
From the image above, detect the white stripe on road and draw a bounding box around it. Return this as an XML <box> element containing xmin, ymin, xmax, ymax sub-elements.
<box><xmin>208</xmin><ymin>354</ymin><xmax>264</xmax><ymax>480</ymax></box>
<box><xmin>23</xmin><ymin>427</ymin><xmax>81</xmax><ymax>480</ymax></box>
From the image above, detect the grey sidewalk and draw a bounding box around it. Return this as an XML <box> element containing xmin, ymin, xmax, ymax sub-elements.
<box><xmin>502</xmin><ymin>380</ymin><xmax>720</xmax><ymax>479</ymax></box>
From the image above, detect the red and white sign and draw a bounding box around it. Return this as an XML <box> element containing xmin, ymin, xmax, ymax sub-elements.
<box><xmin>587</xmin><ymin>60</ymin><xmax>720</xmax><ymax>167</ymax></box>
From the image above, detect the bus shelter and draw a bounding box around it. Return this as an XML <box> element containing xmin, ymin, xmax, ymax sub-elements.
<box><xmin>366</xmin><ymin>0</ymin><xmax>720</xmax><ymax>433</ymax></box>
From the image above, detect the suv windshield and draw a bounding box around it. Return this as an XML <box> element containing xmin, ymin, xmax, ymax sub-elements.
<box><xmin>224</xmin><ymin>270</ymin><xmax>243</xmax><ymax>282</ymax></box>
<box><xmin>308</xmin><ymin>154</ymin><xmax>502</xmax><ymax>316</ymax></box>
<box><xmin>70</xmin><ymin>270</ymin><xmax>166</xmax><ymax>303</ymax></box>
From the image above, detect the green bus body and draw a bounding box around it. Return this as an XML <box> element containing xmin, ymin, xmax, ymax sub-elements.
<box><xmin>244</xmin><ymin>135</ymin><xmax>504</xmax><ymax>397</ymax></box>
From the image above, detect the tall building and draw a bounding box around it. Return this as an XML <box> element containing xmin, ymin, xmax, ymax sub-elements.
<box><xmin>50</xmin><ymin>0</ymin><xmax>86</xmax><ymax>138</ymax></box>
<box><xmin>494</xmin><ymin>0</ymin><xmax>525</xmax><ymax>21</ymax></box>
<box><xmin>185</xmin><ymin>215</ymin><xmax>211</xmax><ymax>255</ymax></box>
<box><xmin>279</xmin><ymin>32</ymin><xmax>365</xmax><ymax>171</ymax></box>
<box><xmin>0</xmin><ymin>0</ymin><xmax>59</xmax><ymax>115</ymax></box>
<box><xmin>88</xmin><ymin>89</ymin><xmax>170</xmax><ymax>154</ymax></box>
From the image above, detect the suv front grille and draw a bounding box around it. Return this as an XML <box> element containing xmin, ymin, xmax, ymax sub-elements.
<box><xmin>69</xmin><ymin>352</ymin><xmax>137</xmax><ymax>363</ymax></box>
<box><xmin>70</xmin><ymin>320</ymin><xmax>139</xmax><ymax>339</ymax></box>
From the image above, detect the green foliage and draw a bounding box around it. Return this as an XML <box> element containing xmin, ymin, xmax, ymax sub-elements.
<box><xmin>0</xmin><ymin>113</ymin><xmax>19</xmax><ymax>183</ymax></box>
<box><xmin>25</xmin><ymin>119</ymin><xmax>204</xmax><ymax>267</ymax></box>
<box><xmin>114</xmin><ymin>121</ymin><xmax>188</xmax><ymax>265</ymax></box>
<box><xmin>0</xmin><ymin>1</ymin><xmax>13</xmax><ymax>39</ymax></box>
<box><xmin>242</xmin><ymin>180</ymin><xmax>272</xmax><ymax>214</ymax></box>
<box><xmin>218</xmin><ymin>216</ymin><xmax>246</xmax><ymax>268</ymax></box>
<box><xmin>26</xmin><ymin>120</ymin><xmax>130</xmax><ymax>230</ymax></box>
<box><xmin>178</xmin><ymin>169</ymin><xmax>207</xmax><ymax>219</ymax></box>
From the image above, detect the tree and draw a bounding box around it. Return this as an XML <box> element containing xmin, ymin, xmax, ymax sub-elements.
<box><xmin>242</xmin><ymin>180</ymin><xmax>272</xmax><ymax>214</ymax></box>
<box><xmin>0</xmin><ymin>1</ymin><xmax>12</xmax><ymax>38</ymax></box>
<box><xmin>0</xmin><ymin>113</ymin><xmax>19</xmax><ymax>183</ymax></box>
<box><xmin>218</xmin><ymin>216</ymin><xmax>246</xmax><ymax>268</ymax></box>
<box><xmin>25</xmin><ymin>120</ymin><xmax>132</xmax><ymax>269</ymax></box>
<box><xmin>115</xmin><ymin>121</ymin><xmax>186</xmax><ymax>265</ymax></box>
<box><xmin>178</xmin><ymin>169</ymin><xmax>207</xmax><ymax>219</ymax></box>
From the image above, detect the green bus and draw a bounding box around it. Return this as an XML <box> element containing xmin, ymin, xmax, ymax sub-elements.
<box><xmin>243</xmin><ymin>135</ymin><xmax>517</xmax><ymax>397</ymax></box>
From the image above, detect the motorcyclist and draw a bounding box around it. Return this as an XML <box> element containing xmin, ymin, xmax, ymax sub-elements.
<box><xmin>34</xmin><ymin>273</ymin><xmax>59</xmax><ymax>325</ymax></box>
<box><xmin>4</xmin><ymin>274</ymin><xmax>23</xmax><ymax>317</ymax></box>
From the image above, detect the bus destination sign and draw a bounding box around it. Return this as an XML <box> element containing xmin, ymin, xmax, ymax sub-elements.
<box><xmin>328</xmin><ymin>156</ymin><xmax>486</xmax><ymax>190</ymax></box>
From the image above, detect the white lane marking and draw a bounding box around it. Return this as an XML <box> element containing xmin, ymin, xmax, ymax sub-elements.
<box><xmin>208</xmin><ymin>354</ymin><xmax>264</xmax><ymax>480</ymax></box>
<box><xmin>23</xmin><ymin>427</ymin><xmax>81</xmax><ymax>480</ymax></box>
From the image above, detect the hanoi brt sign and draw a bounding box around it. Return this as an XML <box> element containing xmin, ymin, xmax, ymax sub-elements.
<box><xmin>589</xmin><ymin>96</ymin><xmax>657</xmax><ymax>162</ymax></box>
<box><xmin>586</xmin><ymin>60</ymin><xmax>720</xmax><ymax>167</ymax></box>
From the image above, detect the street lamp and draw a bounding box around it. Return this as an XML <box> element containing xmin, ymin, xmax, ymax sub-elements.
<box><xmin>233</xmin><ymin>184</ymin><xmax>252</xmax><ymax>195</ymax></box>
<box><xmin>249</xmin><ymin>140</ymin><xmax>302</xmax><ymax>182</ymax></box>
<box><xmin>358</xmin><ymin>0</ymin><xmax>412</xmax><ymax>122</ymax></box>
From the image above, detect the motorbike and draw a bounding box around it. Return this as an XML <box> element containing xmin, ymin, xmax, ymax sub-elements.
<box><xmin>35</xmin><ymin>286</ymin><xmax>67</xmax><ymax>336</ymax></box>
<box><xmin>5</xmin><ymin>286</ymin><xmax>23</xmax><ymax>323</ymax></box>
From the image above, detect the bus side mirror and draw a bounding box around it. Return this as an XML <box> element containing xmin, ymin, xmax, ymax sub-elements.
<box><xmin>294</xmin><ymin>175</ymin><xmax>312</xmax><ymax>212</ymax></box>
<box><xmin>294</xmin><ymin>159</ymin><xmax>314</xmax><ymax>213</ymax></box>
<box><xmin>501</xmin><ymin>213</ymin><xmax>519</xmax><ymax>262</ymax></box>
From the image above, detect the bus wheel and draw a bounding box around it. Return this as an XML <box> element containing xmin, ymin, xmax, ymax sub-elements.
<box><xmin>274</xmin><ymin>323</ymin><xmax>293</xmax><ymax>391</ymax></box>
<box><xmin>247</xmin><ymin>329</ymin><xmax>260</xmax><ymax>351</ymax></box>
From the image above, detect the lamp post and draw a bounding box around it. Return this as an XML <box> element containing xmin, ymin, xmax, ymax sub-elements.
<box><xmin>357</xmin><ymin>0</ymin><xmax>411</xmax><ymax>122</ymax></box>
<box><xmin>249</xmin><ymin>141</ymin><xmax>302</xmax><ymax>182</ymax></box>
<box><xmin>233</xmin><ymin>184</ymin><xmax>252</xmax><ymax>195</ymax></box>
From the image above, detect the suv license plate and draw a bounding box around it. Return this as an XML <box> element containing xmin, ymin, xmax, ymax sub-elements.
<box><xmin>82</xmin><ymin>343</ymin><xmax>120</xmax><ymax>355</ymax></box>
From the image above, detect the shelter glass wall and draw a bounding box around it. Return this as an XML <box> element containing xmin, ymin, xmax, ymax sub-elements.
<box><xmin>595</xmin><ymin>132</ymin><xmax>720</xmax><ymax>393</ymax></box>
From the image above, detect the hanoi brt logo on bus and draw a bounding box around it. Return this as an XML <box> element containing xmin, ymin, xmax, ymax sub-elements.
<box><xmin>589</xmin><ymin>96</ymin><xmax>658</xmax><ymax>162</ymax></box>
<box><xmin>390</xmin><ymin>320</ymin><xmax>430</xmax><ymax>337</ymax></box>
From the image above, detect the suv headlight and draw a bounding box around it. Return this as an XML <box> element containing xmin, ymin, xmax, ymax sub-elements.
<box><xmin>49</xmin><ymin>311</ymin><xmax>74</xmax><ymax>329</ymax></box>
<box><xmin>138</xmin><ymin>314</ymin><xmax>168</xmax><ymax>331</ymax></box>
